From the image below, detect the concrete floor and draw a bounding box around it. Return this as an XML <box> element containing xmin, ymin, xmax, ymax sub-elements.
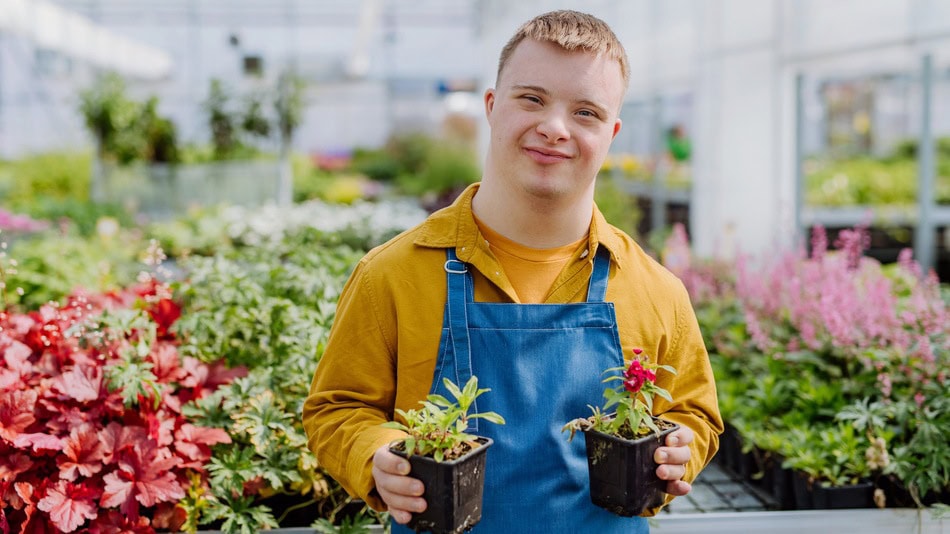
<box><xmin>663</xmin><ymin>462</ymin><xmax>777</xmax><ymax>514</ymax></box>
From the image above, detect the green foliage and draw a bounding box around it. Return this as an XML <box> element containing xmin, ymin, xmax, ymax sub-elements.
<box><xmin>1</xmin><ymin>231</ymin><xmax>142</xmax><ymax>310</ymax></box>
<box><xmin>350</xmin><ymin>133</ymin><xmax>433</xmax><ymax>182</ymax></box>
<box><xmin>889</xmin><ymin>136</ymin><xmax>950</xmax><ymax>161</ymax></box>
<box><xmin>203</xmin><ymin>71</ymin><xmax>307</xmax><ymax>160</ymax></box>
<box><xmin>22</xmin><ymin>197</ymin><xmax>134</xmax><ymax>237</ymax></box>
<box><xmin>595</xmin><ymin>175</ymin><xmax>642</xmax><ymax>239</ymax></box>
<box><xmin>107</xmin><ymin>348</ymin><xmax>161</xmax><ymax>407</ymax></box>
<box><xmin>395</xmin><ymin>141</ymin><xmax>480</xmax><ymax>197</ymax></box>
<box><xmin>242</xmin><ymin>93</ymin><xmax>272</xmax><ymax>140</ymax></box>
<box><xmin>206</xmin><ymin>79</ymin><xmax>242</xmax><ymax>160</ymax></box>
<box><xmin>147</xmin><ymin>205</ymin><xmax>235</xmax><ymax>258</ymax></box>
<box><xmin>312</xmin><ymin>513</ymin><xmax>378</xmax><ymax>534</ymax></box>
<box><xmin>275</xmin><ymin>70</ymin><xmax>307</xmax><ymax>144</ymax></box>
<box><xmin>349</xmin><ymin>133</ymin><xmax>480</xmax><ymax>198</ymax></box>
<box><xmin>383</xmin><ymin>376</ymin><xmax>505</xmax><ymax>463</ymax></box>
<box><xmin>805</xmin><ymin>152</ymin><xmax>950</xmax><ymax>206</ymax></box>
<box><xmin>780</xmin><ymin>423</ymin><xmax>872</xmax><ymax>486</ymax></box>
<box><xmin>79</xmin><ymin>73</ymin><xmax>140</xmax><ymax>162</ymax></box>
<box><xmin>79</xmin><ymin>73</ymin><xmax>179</xmax><ymax>165</ymax></box>
<box><xmin>202</xmin><ymin>494</ymin><xmax>280</xmax><ymax>534</ymax></box>
<box><xmin>563</xmin><ymin>356</ymin><xmax>676</xmax><ymax>441</ymax></box>
<box><xmin>0</xmin><ymin>152</ymin><xmax>91</xmax><ymax>205</ymax></box>
<box><xmin>176</xmin><ymin>234</ymin><xmax>364</xmax><ymax>529</ymax></box>
<box><xmin>140</xmin><ymin>97</ymin><xmax>180</xmax><ymax>163</ymax></box>
<box><xmin>678</xmin><ymin>224</ymin><xmax>950</xmax><ymax>496</ymax></box>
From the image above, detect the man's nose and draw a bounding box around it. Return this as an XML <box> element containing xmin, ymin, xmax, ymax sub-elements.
<box><xmin>536</xmin><ymin>111</ymin><xmax>570</xmax><ymax>142</ymax></box>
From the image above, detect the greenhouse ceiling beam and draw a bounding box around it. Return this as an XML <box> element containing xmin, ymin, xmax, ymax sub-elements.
<box><xmin>780</xmin><ymin>29</ymin><xmax>950</xmax><ymax>65</ymax></box>
<box><xmin>43</xmin><ymin>0</ymin><xmax>475</xmax><ymax>28</ymax></box>
<box><xmin>0</xmin><ymin>0</ymin><xmax>173</xmax><ymax>80</ymax></box>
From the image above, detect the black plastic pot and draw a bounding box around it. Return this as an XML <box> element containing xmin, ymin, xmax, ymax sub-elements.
<box><xmin>791</xmin><ymin>472</ymin><xmax>877</xmax><ymax>510</ymax></box>
<box><xmin>390</xmin><ymin>437</ymin><xmax>493</xmax><ymax>534</ymax></box>
<box><xmin>812</xmin><ymin>480</ymin><xmax>875</xmax><ymax>509</ymax></box>
<box><xmin>791</xmin><ymin>470</ymin><xmax>815</xmax><ymax>509</ymax></box>
<box><xmin>717</xmin><ymin>423</ymin><xmax>742</xmax><ymax>474</ymax></box>
<box><xmin>769</xmin><ymin>454</ymin><xmax>796</xmax><ymax>510</ymax></box>
<box><xmin>583</xmin><ymin>419</ymin><xmax>680</xmax><ymax>517</ymax></box>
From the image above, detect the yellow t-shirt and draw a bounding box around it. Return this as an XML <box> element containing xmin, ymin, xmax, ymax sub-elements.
<box><xmin>474</xmin><ymin>215</ymin><xmax>588</xmax><ymax>304</ymax></box>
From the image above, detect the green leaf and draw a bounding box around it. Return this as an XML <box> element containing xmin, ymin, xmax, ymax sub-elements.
<box><xmin>472</xmin><ymin>412</ymin><xmax>506</xmax><ymax>425</ymax></box>
<box><xmin>443</xmin><ymin>378</ymin><xmax>464</xmax><ymax>402</ymax></box>
<box><xmin>654</xmin><ymin>387</ymin><xmax>673</xmax><ymax>403</ymax></box>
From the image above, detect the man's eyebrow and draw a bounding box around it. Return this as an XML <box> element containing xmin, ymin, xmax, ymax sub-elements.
<box><xmin>511</xmin><ymin>84</ymin><xmax>549</xmax><ymax>95</ymax></box>
<box><xmin>577</xmin><ymin>99</ymin><xmax>609</xmax><ymax>117</ymax></box>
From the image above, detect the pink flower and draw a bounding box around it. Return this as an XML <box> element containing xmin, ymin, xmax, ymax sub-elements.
<box><xmin>623</xmin><ymin>359</ymin><xmax>656</xmax><ymax>394</ymax></box>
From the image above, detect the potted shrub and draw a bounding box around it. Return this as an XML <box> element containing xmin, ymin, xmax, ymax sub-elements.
<box><xmin>563</xmin><ymin>349</ymin><xmax>679</xmax><ymax>517</ymax></box>
<box><xmin>383</xmin><ymin>376</ymin><xmax>505</xmax><ymax>534</ymax></box>
<box><xmin>781</xmin><ymin>423</ymin><xmax>876</xmax><ymax>510</ymax></box>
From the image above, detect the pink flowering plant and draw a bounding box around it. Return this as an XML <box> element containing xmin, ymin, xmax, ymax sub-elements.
<box><xmin>563</xmin><ymin>349</ymin><xmax>676</xmax><ymax>440</ymax></box>
<box><xmin>668</xmin><ymin>224</ymin><xmax>949</xmax><ymax>501</ymax></box>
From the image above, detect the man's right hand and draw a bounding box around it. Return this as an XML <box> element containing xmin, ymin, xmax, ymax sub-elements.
<box><xmin>372</xmin><ymin>444</ymin><xmax>428</xmax><ymax>524</ymax></box>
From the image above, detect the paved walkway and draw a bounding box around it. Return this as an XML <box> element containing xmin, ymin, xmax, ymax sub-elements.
<box><xmin>663</xmin><ymin>461</ymin><xmax>777</xmax><ymax>514</ymax></box>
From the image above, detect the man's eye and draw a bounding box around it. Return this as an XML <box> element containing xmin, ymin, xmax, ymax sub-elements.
<box><xmin>522</xmin><ymin>95</ymin><xmax>542</xmax><ymax>104</ymax></box>
<box><xmin>578</xmin><ymin>110</ymin><xmax>597</xmax><ymax>118</ymax></box>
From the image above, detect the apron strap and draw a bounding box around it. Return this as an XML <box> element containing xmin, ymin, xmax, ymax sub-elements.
<box><xmin>586</xmin><ymin>246</ymin><xmax>612</xmax><ymax>303</ymax></box>
<box><xmin>444</xmin><ymin>248</ymin><xmax>477</xmax><ymax>429</ymax></box>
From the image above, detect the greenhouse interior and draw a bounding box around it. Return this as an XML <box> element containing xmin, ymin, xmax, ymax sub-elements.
<box><xmin>0</xmin><ymin>0</ymin><xmax>948</xmax><ymax>532</ymax></box>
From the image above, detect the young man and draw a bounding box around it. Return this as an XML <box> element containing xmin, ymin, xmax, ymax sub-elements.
<box><xmin>303</xmin><ymin>10</ymin><xmax>722</xmax><ymax>533</ymax></box>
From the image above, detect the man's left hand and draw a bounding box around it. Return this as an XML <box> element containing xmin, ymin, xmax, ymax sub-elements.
<box><xmin>654</xmin><ymin>425</ymin><xmax>694</xmax><ymax>496</ymax></box>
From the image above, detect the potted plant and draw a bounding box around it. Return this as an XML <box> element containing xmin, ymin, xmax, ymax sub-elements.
<box><xmin>383</xmin><ymin>376</ymin><xmax>505</xmax><ymax>534</ymax></box>
<box><xmin>563</xmin><ymin>349</ymin><xmax>679</xmax><ymax>517</ymax></box>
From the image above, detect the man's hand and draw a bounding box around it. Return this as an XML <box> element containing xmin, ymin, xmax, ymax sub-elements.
<box><xmin>372</xmin><ymin>444</ymin><xmax>427</xmax><ymax>524</ymax></box>
<box><xmin>655</xmin><ymin>425</ymin><xmax>694</xmax><ymax>496</ymax></box>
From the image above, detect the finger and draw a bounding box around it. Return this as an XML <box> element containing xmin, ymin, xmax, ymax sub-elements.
<box><xmin>372</xmin><ymin>463</ymin><xmax>426</xmax><ymax>503</ymax></box>
<box><xmin>389</xmin><ymin>509</ymin><xmax>414</xmax><ymax>525</ymax></box>
<box><xmin>665</xmin><ymin>479</ymin><xmax>692</xmax><ymax>496</ymax></box>
<box><xmin>654</xmin><ymin>445</ymin><xmax>691</xmax><ymax>465</ymax></box>
<box><xmin>373</xmin><ymin>446</ymin><xmax>412</xmax><ymax>476</ymax></box>
<box><xmin>373</xmin><ymin>463</ymin><xmax>425</xmax><ymax>495</ymax></box>
<box><xmin>665</xmin><ymin>426</ymin><xmax>694</xmax><ymax>447</ymax></box>
<box><xmin>371</xmin><ymin>446</ymin><xmax>427</xmax><ymax>515</ymax></box>
<box><xmin>656</xmin><ymin>463</ymin><xmax>686</xmax><ymax>481</ymax></box>
<box><xmin>378</xmin><ymin>491</ymin><xmax>427</xmax><ymax>517</ymax></box>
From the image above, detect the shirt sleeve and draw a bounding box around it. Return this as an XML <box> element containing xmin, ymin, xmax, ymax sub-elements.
<box><xmin>301</xmin><ymin>259</ymin><xmax>407</xmax><ymax>511</ymax></box>
<box><xmin>645</xmin><ymin>281</ymin><xmax>724</xmax><ymax>516</ymax></box>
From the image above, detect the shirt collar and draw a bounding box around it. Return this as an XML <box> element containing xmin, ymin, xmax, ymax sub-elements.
<box><xmin>414</xmin><ymin>182</ymin><xmax>625</xmax><ymax>269</ymax></box>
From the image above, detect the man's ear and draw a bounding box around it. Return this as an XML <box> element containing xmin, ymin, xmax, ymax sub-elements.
<box><xmin>612</xmin><ymin>118</ymin><xmax>622</xmax><ymax>140</ymax></box>
<box><xmin>484</xmin><ymin>88</ymin><xmax>496</xmax><ymax>119</ymax></box>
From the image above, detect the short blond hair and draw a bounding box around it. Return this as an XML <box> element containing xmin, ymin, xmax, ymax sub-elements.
<box><xmin>496</xmin><ymin>10</ymin><xmax>629</xmax><ymax>90</ymax></box>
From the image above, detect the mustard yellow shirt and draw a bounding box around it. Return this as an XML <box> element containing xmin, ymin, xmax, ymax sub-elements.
<box><xmin>302</xmin><ymin>183</ymin><xmax>723</xmax><ymax>515</ymax></box>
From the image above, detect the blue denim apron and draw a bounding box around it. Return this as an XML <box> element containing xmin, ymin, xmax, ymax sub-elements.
<box><xmin>392</xmin><ymin>247</ymin><xmax>649</xmax><ymax>533</ymax></box>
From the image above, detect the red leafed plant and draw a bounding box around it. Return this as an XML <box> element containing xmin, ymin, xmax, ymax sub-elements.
<box><xmin>0</xmin><ymin>276</ymin><xmax>244</xmax><ymax>533</ymax></box>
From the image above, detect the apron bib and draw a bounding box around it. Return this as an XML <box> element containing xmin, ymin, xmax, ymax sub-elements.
<box><xmin>392</xmin><ymin>248</ymin><xmax>649</xmax><ymax>533</ymax></box>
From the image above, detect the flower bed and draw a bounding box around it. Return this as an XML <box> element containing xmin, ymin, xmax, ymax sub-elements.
<box><xmin>1</xmin><ymin>197</ymin><xmax>428</xmax><ymax>532</ymax></box>
<box><xmin>0</xmin><ymin>276</ymin><xmax>239</xmax><ymax>531</ymax></box>
<box><xmin>664</xmin><ymin>224</ymin><xmax>949</xmax><ymax>510</ymax></box>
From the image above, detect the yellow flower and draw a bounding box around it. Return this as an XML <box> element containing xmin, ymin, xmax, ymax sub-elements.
<box><xmin>619</xmin><ymin>154</ymin><xmax>640</xmax><ymax>176</ymax></box>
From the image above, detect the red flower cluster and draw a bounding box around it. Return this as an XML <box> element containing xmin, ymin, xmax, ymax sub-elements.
<box><xmin>622</xmin><ymin>349</ymin><xmax>657</xmax><ymax>394</ymax></box>
<box><xmin>0</xmin><ymin>282</ymin><xmax>243</xmax><ymax>533</ymax></box>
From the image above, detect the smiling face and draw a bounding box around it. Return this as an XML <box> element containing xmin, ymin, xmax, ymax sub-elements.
<box><xmin>483</xmin><ymin>38</ymin><xmax>625</xmax><ymax>204</ymax></box>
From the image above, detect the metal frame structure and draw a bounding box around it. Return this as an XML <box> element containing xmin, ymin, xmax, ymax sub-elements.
<box><xmin>795</xmin><ymin>54</ymin><xmax>949</xmax><ymax>274</ymax></box>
